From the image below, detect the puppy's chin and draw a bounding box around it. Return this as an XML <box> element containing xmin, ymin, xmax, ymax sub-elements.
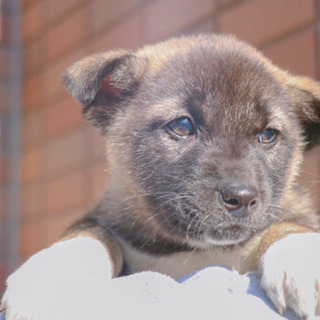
<box><xmin>202</xmin><ymin>227</ymin><xmax>254</xmax><ymax>246</ymax></box>
<box><xmin>182</xmin><ymin>219</ymin><xmax>270</xmax><ymax>247</ymax></box>
<box><xmin>183</xmin><ymin>232</ymin><xmax>249</xmax><ymax>248</ymax></box>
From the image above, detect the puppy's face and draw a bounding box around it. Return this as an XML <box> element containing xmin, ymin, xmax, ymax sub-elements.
<box><xmin>64</xmin><ymin>35</ymin><xmax>320</xmax><ymax>248</ymax></box>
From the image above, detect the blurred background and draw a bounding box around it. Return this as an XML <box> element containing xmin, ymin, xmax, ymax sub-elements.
<box><xmin>0</xmin><ymin>0</ymin><xmax>320</xmax><ymax>295</ymax></box>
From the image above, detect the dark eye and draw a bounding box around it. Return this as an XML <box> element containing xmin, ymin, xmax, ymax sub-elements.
<box><xmin>167</xmin><ymin>117</ymin><xmax>195</xmax><ymax>137</ymax></box>
<box><xmin>258</xmin><ymin>129</ymin><xmax>278</xmax><ymax>145</ymax></box>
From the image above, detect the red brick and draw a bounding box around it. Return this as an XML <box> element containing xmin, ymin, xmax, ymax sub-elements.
<box><xmin>21</xmin><ymin>146</ymin><xmax>43</xmax><ymax>185</ymax></box>
<box><xmin>43</xmin><ymin>70</ymin><xmax>69</xmax><ymax>106</ymax></box>
<box><xmin>85</xmin><ymin>126</ymin><xmax>106</xmax><ymax>161</ymax></box>
<box><xmin>22</xmin><ymin>0</ymin><xmax>42</xmax><ymax>10</ymax></box>
<box><xmin>216</xmin><ymin>0</ymin><xmax>241</xmax><ymax>8</ymax></box>
<box><xmin>43</xmin><ymin>47</ymin><xmax>89</xmax><ymax>103</ymax></box>
<box><xmin>22</xmin><ymin>1</ymin><xmax>45</xmax><ymax>43</ymax></box>
<box><xmin>23</xmin><ymin>37</ymin><xmax>45</xmax><ymax>76</ymax></box>
<box><xmin>142</xmin><ymin>0</ymin><xmax>217</xmax><ymax>42</ymax></box>
<box><xmin>43</xmin><ymin>170</ymin><xmax>87</xmax><ymax>215</ymax></box>
<box><xmin>46</xmin><ymin>0</ymin><xmax>85</xmax><ymax>24</ymax></box>
<box><xmin>90</xmin><ymin>0</ymin><xmax>142</xmax><ymax>34</ymax></box>
<box><xmin>0</xmin><ymin>48</ymin><xmax>9</xmax><ymax>79</ymax></box>
<box><xmin>0</xmin><ymin>85</ymin><xmax>9</xmax><ymax>111</ymax></box>
<box><xmin>83</xmin><ymin>130</ymin><xmax>109</xmax><ymax>203</ymax></box>
<box><xmin>0</xmin><ymin>231</ymin><xmax>5</xmax><ymax>256</ymax></box>
<box><xmin>22</xmin><ymin>184</ymin><xmax>43</xmax><ymax>221</ymax></box>
<box><xmin>0</xmin><ymin>156</ymin><xmax>8</xmax><ymax>183</ymax></box>
<box><xmin>43</xmin><ymin>127</ymin><xmax>88</xmax><ymax>178</ymax></box>
<box><xmin>0</xmin><ymin>193</ymin><xmax>7</xmax><ymax>220</ymax></box>
<box><xmin>0</xmin><ymin>16</ymin><xmax>10</xmax><ymax>44</ymax></box>
<box><xmin>20</xmin><ymin>219</ymin><xmax>46</xmax><ymax>260</ymax></box>
<box><xmin>87</xmin><ymin>161</ymin><xmax>108</xmax><ymax>204</ymax></box>
<box><xmin>22</xmin><ymin>109</ymin><xmax>44</xmax><ymax>147</ymax></box>
<box><xmin>0</xmin><ymin>265</ymin><xmax>7</xmax><ymax>293</ymax></box>
<box><xmin>23</xmin><ymin>71</ymin><xmax>45</xmax><ymax>111</ymax></box>
<box><xmin>44</xmin><ymin>96</ymin><xmax>84</xmax><ymax>138</ymax></box>
<box><xmin>263</xmin><ymin>28</ymin><xmax>317</xmax><ymax>78</ymax></box>
<box><xmin>43</xmin><ymin>210</ymin><xmax>84</xmax><ymax>246</ymax></box>
<box><xmin>91</xmin><ymin>13</ymin><xmax>142</xmax><ymax>52</ymax></box>
<box><xmin>44</xmin><ymin>7</ymin><xmax>88</xmax><ymax>63</ymax></box>
<box><xmin>185</xmin><ymin>19</ymin><xmax>217</xmax><ymax>35</ymax></box>
<box><xmin>219</xmin><ymin>0</ymin><xmax>316</xmax><ymax>46</ymax></box>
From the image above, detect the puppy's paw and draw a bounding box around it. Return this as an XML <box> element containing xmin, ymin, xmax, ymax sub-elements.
<box><xmin>260</xmin><ymin>233</ymin><xmax>320</xmax><ymax>319</ymax></box>
<box><xmin>1</xmin><ymin>237</ymin><xmax>114</xmax><ymax>320</ymax></box>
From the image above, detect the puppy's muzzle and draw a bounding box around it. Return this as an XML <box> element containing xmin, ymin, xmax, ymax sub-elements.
<box><xmin>220</xmin><ymin>184</ymin><xmax>259</xmax><ymax>218</ymax></box>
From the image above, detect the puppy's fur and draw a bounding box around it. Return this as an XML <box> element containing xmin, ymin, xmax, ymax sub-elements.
<box><xmin>3</xmin><ymin>34</ymin><xmax>320</xmax><ymax>319</ymax></box>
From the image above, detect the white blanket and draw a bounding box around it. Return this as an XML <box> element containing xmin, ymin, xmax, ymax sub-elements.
<box><xmin>1</xmin><ymin>265</ymin><xmax>319</xmax><ymax>319</ymax></box>
<box><xmin>96</xmin><ymin>266</ymin><xmax>309</xmax><ymax>320</ymax></box>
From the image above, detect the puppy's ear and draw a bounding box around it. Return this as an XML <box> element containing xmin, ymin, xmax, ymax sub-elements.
<box><xmin>285</xmin><ymin>74</ymin><xmax>320</xmax><ymax>149</ymax></box>
<box><xmin>63</xmin><ymin>50</ymin><xmax>147</xmax><ymax>131</ymax></box>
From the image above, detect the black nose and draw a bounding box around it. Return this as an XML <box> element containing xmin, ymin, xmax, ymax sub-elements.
<box><xmin>220</xmin><ymin>184</ymin><xmax>259</xmax><ymax>218</ymax></box>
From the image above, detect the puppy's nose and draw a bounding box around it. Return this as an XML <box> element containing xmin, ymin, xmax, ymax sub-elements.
<box><xmin>220</xmin><ymin>184</ymin><xmax>259</xmax><ymax>218</ymax></box>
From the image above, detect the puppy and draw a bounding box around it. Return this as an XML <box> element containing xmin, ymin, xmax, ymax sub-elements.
<box><xmin>2</xmin><ymin>34</ymin><xmax>320</xmax><ymax>319</ymax></box>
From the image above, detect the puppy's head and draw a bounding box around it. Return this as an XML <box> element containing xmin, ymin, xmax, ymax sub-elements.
<box><xmin>63</xmin><ymin>34</ymin><xmax>320</xmax><ymax>248</ymax></box>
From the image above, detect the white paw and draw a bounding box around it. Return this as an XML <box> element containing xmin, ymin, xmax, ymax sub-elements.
<box><xmin>260</xmin><ymin>233</ymin><xmax>320</xmax><ymax>319</ymax></box>
<box><xmin>2</xmin><ymin>237</ymin><xmax>114</xmax><ymax>320</ymax></box>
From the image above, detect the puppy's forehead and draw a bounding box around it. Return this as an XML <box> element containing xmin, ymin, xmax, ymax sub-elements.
<box><xmin>170</xmin><ymin>45</ymin><xmax>276</xmax><ymax>101</ymax></box>
<box><xmin>143</xmin><ymin>41</ymin><xmax>286</xmax><ymax>133</ymax></box>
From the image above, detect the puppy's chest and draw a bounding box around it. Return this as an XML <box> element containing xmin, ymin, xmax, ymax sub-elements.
<box><xmin>120</xmin><ymin>239</ymin><xmax>260</xmax><ymax>279</ymax></box>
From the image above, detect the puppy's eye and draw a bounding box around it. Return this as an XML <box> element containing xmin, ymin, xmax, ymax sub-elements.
<box><xmin>258</xmin><ymin>129</ymin><xmax>278</xmax><ymax>145</ymax></box>
<box><xmin>167</xmin><ymin>117</ymin><xmax>195</xmax><ymax>137</ymax></box>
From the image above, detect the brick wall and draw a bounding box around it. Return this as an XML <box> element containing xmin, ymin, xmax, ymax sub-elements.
<box><xmin>0</xmin><ymin>0</ymin><xmax>21</xmax><ymax>295</ymax></box>
<box><xmin>0</xmin><ymin>1</ymin><xmax>10</xmax><ymax>294</ymax></box>
<box><xmin>13</xmin><ymin>0</ymin><xmax>320</xmax><ymax>267</ymax></box>
<box><xmin>0</xmin><ymin>0</ymin><xmax>21</xmax><ymax>294</ymax></box>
